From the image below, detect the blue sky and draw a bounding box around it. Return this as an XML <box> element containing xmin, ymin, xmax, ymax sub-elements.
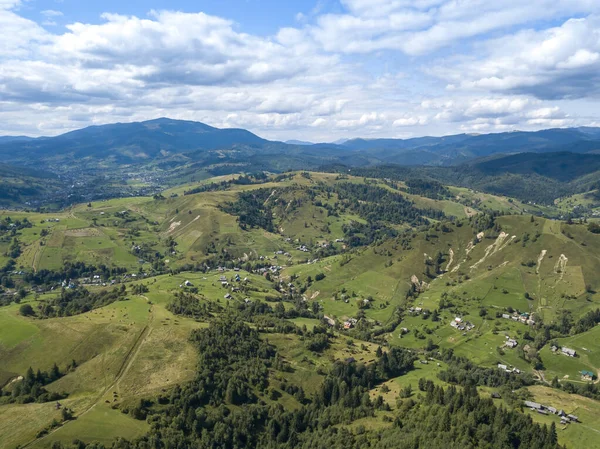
<box><xmin>20</xmin><ymin>0</ymin><xmax>324</xmax><ymax>34</ymax></box>
<box><xmin>2</xmin><ymin>0</ymin><xmax>600</xmax><ymax>141</ymax></box>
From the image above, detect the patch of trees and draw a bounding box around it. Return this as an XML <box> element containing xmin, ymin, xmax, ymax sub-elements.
<box><xmin>0</xmin><ymin>363</ymin><xmax>73</xmax><ymax>404</ymax></box>
<box><xmin>587</xmin><ymin>222</ymin><xmax>600</xmax><ymax>234</ymax></box>
<box><xmin>333</xmin><ymin>182</ymin><xmax>445</xmax><ymax>225</ymax></box>
<box><xmin>166</xmin><ymin>292</ymin><xmax>222</xmax><ymax>319</ymax></box>
<box><xmin>0</xmin><ymin>216</ymin><xmax>32</xmax><ymax>236</ymax></box>
<box><xmin>554</xmin><ymin>377</ymin><xmax>600</xmax><ymax>401</ymax></box>
<box><xmin>221</xmin><ymin>188</ymin><xmax>277</xmax><ymax>232</ymax></box>
<box><xmin>35</xmin><ymin>285</ymin><xmax>128</xmax><ymax>318</ymax></box>
<box><xmin>4</xmin><ymin>237</ymin><xmax>21</xmax><ymax>258</ymax></box>
<box><xmin>470</xmin><ymin>212</ymin><xmax>503</xmax><ymax>233</ymax></box>
<box><xmin>405</xmin><ymin>178</ymin><xmax>452</xmax><ymax>200</ymax></box>
<box><xmin>22</xmin><ymin>262</ymin><xmax>128</xmax><ymax>287</ymax></box>
<box><xmin>184</xmin><ymin>173</ymin><xmax>268</xmax><ymax>195</ymax></box>
<box><xmin>437</xmin><ymin>348</ymin><xmax>535</xmax><ymax>390</ymax></box>
<box><xmin>342</xmin><ymin>221</ymin><xmax>398</xmax><ymax>247</ymax></box>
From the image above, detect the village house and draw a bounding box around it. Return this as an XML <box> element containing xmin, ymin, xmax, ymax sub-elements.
<box><xmin>581</xmin><ymin>370</ymin><xmax>595</xmax><ymax>381</ymax></box>
<box><xmin>524</xmin><ymin>401</ymin><xmax>542</xmax><ymax>410</ymax></box>
<box><xmin>505</xmin><ymin>338</ymin><xmax>518</xmax><ymax>349</ymax></box>
<box><xmin>450</xmin><ymin>317</ymin><xmax>474</xmax><ymax>332</ymax></box>
<box><xmin>522</xmin><ymin>401</ymin><xmax>579</xmax><ymax>424</ymax></box>
<box><xmin>343</xmin><ymin>318</ymin><xmax>358</xmax><ymax>329</ymax></box>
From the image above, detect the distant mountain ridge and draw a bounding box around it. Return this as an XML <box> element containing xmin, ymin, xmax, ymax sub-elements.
<box><xmin>0</xmin><ymin>118</ymin><xmax>270</xmax><ymax>165</ymax></box>
<box><xmin>1</xmin><ymin>118</ymin><xmax>600</xmax><ymax>175</ymax></box>
<box><xmin>285</xmin><ymin>140</ymin><xmax>314</xmax><ymax>146</ymax></box>
<box><xmin>0</xmin><ymin>136</ymin><xmax>35</xmax><ymax>143</ymax></box>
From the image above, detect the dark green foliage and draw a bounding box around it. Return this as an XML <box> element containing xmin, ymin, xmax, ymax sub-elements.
<box><xmin>405</xmin><ymin>178</ymin><xmax>452</xmax><ymax>199</ymax></box>
<box><xmin>305</xmin><ymin>333</ymin><xmax>330</xmax><ymax>352</ymax></box>
<box><xmin>588</xmin><ymin>222</ymin><xmax>600</xmax><ymax>234</ymax></box>
<box><xmin>184</xmin><ymin>173</ymin><xmax>268</xmax><ymax>195</ymax></box>
<box><xmin>23</xmin><ymin>262</ymin><xmax>127</xmax><ymax>287</ymax></box>
<box><xmin>343</xmin><ymin>221</ymin><xmax>398</xmax><ymax>247</ymax></box>
<box><xmin>222</xmin><ymin>188</ymin><xmax>276</xmax><ymax>232</ymax></box>
<box><xmin>166</xmin><ymin>292</ymin><xmax>222</xmax><ymax>319</ymax></box>
<box><xmin>333</xmin><ymin>182</ymin><xmax>445</xmax><ymax>225</ymax></box>
<box><xmin>437</xmin><ymin>349</ymin><xmax>535</xmax><ymax>390</ymax></box>
<box><xmin>336</xmin><ymin>153</ymin><xmax>600</xmax><ymax>205</ymax></box>
<box><xmin>37</xmin><ymin>285</ymin><xmax>128</xmax><ymax>318</ymax></box>
<box><xmin>0</xmin><ymin>364</ymin><xmax>68</xmax><ymax>404</ymax></box>
<box><xmin>19</xmin><ymin>303</ymin><xmax>34</xmax><ymax>316</ymax></box>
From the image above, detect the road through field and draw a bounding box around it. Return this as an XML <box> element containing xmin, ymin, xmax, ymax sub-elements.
<box><xmin>23</xmin><ymin>305</ymin><xmax>155</xmax><ymax>448</ymax></box>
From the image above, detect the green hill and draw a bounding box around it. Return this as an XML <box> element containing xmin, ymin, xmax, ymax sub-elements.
<box><xmin>1</xmin><ymin>171</ymin><xmax>600</xmax><ymax>449</ymax></box>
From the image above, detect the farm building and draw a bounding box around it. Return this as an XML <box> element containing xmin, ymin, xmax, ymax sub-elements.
<box><xmin>581</xmin><ymin>370</ymin><xmax>596</xmax><ymax>381</ymax></box>
<box><xmin>524</xmin><ymin>401</ymin><xmax>542</xmax><ymax>410</ymax></box>
<box><xmin>561</xmin><ymin>347</ymin><xmax>577</xmax><ymax>357</ymax></box>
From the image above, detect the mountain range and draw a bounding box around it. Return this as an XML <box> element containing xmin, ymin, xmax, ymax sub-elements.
<box><xmin>2</xmin><ymin>118</ymin><xmax>600</xmax><ymax>170</ymax></box>
<box><xmin>3</xmin><ymin>118</ymin><xmax>600</xmax><ymax>208</ymax></box>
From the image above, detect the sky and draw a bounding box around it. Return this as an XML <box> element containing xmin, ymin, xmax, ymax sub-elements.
<box><xmin>2</xmin><ymin>0</ymin><xmax>600</xmax><ymax>141</ymax></box>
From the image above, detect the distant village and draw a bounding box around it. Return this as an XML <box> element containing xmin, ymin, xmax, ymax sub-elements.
<box><xmin>501</xmin><ymin>310</ymin><xmax>536</xmax><ymax>325</ymax></box>
<box><xmin>524</xmin><ymin>401</ymin><xmax>580</xmax><ymax>426</ymax></box>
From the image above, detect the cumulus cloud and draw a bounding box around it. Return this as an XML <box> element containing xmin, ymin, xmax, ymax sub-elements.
<box><xmin>437</xmin><ymin>16</ymin><xmax>600</xmax><ymax>100</ymax></box>
<box><xmin>0</xmin><ymin>0</ymin><xmax>600</xmax><ymax>140</ymax></box>
<box><xmin>309</xmin><ymin>0</ymin><xmax>600</xmax><ymax>55</ymax></box>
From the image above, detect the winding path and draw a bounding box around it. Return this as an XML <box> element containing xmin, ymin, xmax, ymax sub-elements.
<box><xmin>22</xmin><ymin>305</ymin><xmax>155</xmax><ymax>448</ymax></box>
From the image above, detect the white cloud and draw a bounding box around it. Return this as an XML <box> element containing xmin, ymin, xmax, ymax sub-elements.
<box><xmin>308</xmin><ymin>0</ymin><xmax>600</xmax><ymax>55</ymax></box>
<box><xmin>41</xmin><ymin>9</ymin><xmax>63</xmax><ymax>17</ymax></box>
<box><xmin>0</xmin><ymin>0</ymin><xmax>600</xmax><ymax>140</ymax></box>
<box><xmin>436</xmin><ymin>16</ymin><xmax>600</xmax><ymax>99</ymax></box>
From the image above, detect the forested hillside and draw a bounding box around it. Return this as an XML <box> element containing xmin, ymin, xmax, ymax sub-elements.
<box><xmin>1</xmin><ymin>171</ymin><xmax>599</xmax><ymax>449</ymax></box>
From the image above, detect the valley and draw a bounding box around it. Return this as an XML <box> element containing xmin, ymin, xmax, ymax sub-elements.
<box><xmin>2</xmin><ymin>170</ymin><xmax>600</xmax><ymax>448</ymax></box>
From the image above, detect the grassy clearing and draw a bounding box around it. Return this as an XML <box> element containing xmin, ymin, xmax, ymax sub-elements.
<box><xmin>33</xmin><ymin>405</ymin><xmax>149</xmax><ymax>448</ymax></box>
<box><xmin>527</xmin><ymin>385</ymin><xmax>600</xmax><ymax>449</ymax></box>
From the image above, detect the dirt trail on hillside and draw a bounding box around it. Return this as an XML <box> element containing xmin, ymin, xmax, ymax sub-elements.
<box><xmin>168</xmin><ymin>215</ymin><xmax>200</xmax><ymax>236</ymax></box>
<box><xmin>498</xmin><ymin>235</ymin><xmax>516</xmax><ymax>252</ymax></box>
<box><xmin>264</xmin><ymin>190</ymin><xmax>277</xmax><ymax>206</ymax></box>
<box><xmin>469</xmin><ymin>232</ymin><xmax>509</xmax><ymax>271</ymax></box>
<box><xmin>168</xmin><ymin>221</ymin><xmax>181</xmax><ymax>232</ymax></box>
<box><xmin>445</xmin><ymin>248</ymin><xmax>454</xmax><ymax>272</ymax></box>
<box><xmin>23</xmin><ymin>307</ymin><xmax>155</xmax><ymax>448</ymax></box>
<box><xmin>31</xmin><ymin>244</ymin><xmax>42</xmax><ymax>273</ymax></box>
<box><xmin>554</xmin><ymin>254</ymin><xmax>568</xmax><ymax>282</ymax></box>
<box><xmin>536</xmin><ymin>250</ymin><xmax>547</xmax><ymax>274</ymax></box>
